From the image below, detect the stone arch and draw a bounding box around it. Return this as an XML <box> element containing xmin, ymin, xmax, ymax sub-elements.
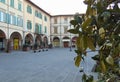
<box><xmin>10</xmin><ymin>32</ymin><xmax>22</xmax><ymax>50</ymax></box>
<box><xmin>25</xmin><ymin>33</ymin><xmax>34</xmax><ymax>48</ymax></box>
<box><xmin>53</xmin><ymin>36</ymin><xmax>60</xmax><ymax>47</ymax></box>
<box><xmin>43</xmin><ymin>36</ymin><xmax>48</xmax><ymax>48</ymax></box>
<box><xmin>35</xmin><ymin>34</ymin><xmax>42</xmax><ymax>48</ymax></box>
<box><xmin>0</xmin><ymin>29</ymin><xmax>6</xmax><ymax>51</ymax></box>
<box><xmin>62</xmin><ymin>36</ymin><xmax>70</xmax><ymax>48</ymax></box>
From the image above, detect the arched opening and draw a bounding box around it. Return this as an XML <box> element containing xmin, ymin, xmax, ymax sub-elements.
<box><xmin>53</xmin><ymin>37</ymin><xmax>60</xmax><ymax>47</ymax></box>
<box><xmin>43</xmin><ymin>36</ymin><xmax>48</xmax><ymax>48</ymax></box>
<box><xmin>35</xmin><ymin>34</ymin><xmax>42</xmax><ymax>48</ymax></box>
<box><xmin>62</xmin><ymin>36</ymin><xmax>70</xmax><ymax>48</ymax></box>
<box><xmin>0</xmin><ymin>30</ymin><xmax>6</xmax><ymax>51</ymax></box>
<box><xmin>72</xmin><ymin>36</ymin><xmax>77</xmax><ymax>47</ymax></box>
<box><xmin>10</xmin><ymin>32</ymin><xmax>22</xmax><ymax>50</ymax></box>
<box><xmin>25</xmin><ymin>34</ymin><xmax>33</xmax><ymax>49</ymax></box>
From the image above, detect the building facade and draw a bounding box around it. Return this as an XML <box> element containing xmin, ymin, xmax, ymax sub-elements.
<box><xmin>0</xmin><ymin>0</ymin><xmax>51</xmax><ymax>52</ymax></box>
<box><xmin>0</xmin><ymin>0</ymin><xmax>24</xmax><ymax>52</ymax></box>
<box><xmin>0</xmin><ymin>0</ymin><xmax>83</xmax><ymax>52</ymax></box>
<box><xmin>50</xmin><ymin>15</ymin><xmax>78</xmax><ymax>48</ymax></box>
<box><xmin>23</xmin><ymin>0</ymin><xmax>51</xmax><ymax>50</ymax></box>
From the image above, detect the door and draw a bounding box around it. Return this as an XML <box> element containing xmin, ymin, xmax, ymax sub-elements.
<box><xmin>14</xmin><ymin>39</ymin><xmax>19</xmax><ymax>50</ymax></box>
<box><xmin>63</xmin><ymin>42</ymin><xmax>69</xmax><ymax>48</ymax></box>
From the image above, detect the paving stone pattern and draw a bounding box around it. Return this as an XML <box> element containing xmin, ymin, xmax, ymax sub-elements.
<box><xmin>0</xmin><ymin>48</ymin><xmax>98</xmax><ymax>82</ymax></box>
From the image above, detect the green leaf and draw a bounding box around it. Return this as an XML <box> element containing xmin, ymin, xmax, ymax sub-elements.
<box><xmin>92</xmin><ymin>55</ymin><xmax>100</xmax><ymax>61</ymax></box>
<box><xmin>76</xmin><ymin>36</ymin><xmax>82</xmax><ymax>49</ymax></box>
<box><xmin>99</xmin><ymin>28</ymin><xmax>105</xmax><ymax>39</ymax></box>
<box><xmin>75</xmin><ymin>55</ymin><xmax>81</xmax><ymax>67</ymax></box>
<box><xmin>85</xmin><ymin>26</ymin><xmax>93</xmax><ymax>34</ymax></box>
<box><xmin>87</xmin><ymin>37</ymin><xmax>95</xmax><ymax>51</ymax></box>
<box><xmin>82</xmin><ymin>73</ymin><xmax>87</xmax><ymax>82</ymax></box>
<box><xmin>67</xmin><ymin>29</ymin><xmax>79</xmax><ymax>34</ymax></box>
<box><xmin>106</xmin><ymin>55</ymin><xmax>114</xmax><ymax>66</ymax></box>
<box><xmin>82</xmin><ymin>17</ymin><xmax>92</xmax><ymax>29</ymax></box>
<box><xmin>83</xmin><ymin>35</ymin><xmax>88</xmax><ymax>50</ymax></box>
<box><xmin>70</xmin><ymin>20</ymin><xmax>78</xmax><ymax>26</ymax></box>
<box><xmin>76</xmin><ymin>17</ymin><xmax>83</xmax><ymax>24</ymax></box>
<box><xmin>101</xmin><ymin>60</ymin><xmax>106</xmax><ymax>73</ymax></box>
<box><xmin>88</xmin><ymin>75</ymin><xmax>94</xmax><ymax>82</ymax></box>
<box><xmin>79</xmin><ymin>36</ymin><xmax>84</xmax><ymax>50</ymax></box>
<box><xmin>86</xmin><ymin>5</ymin><xmax>91</xmax><ymax>17</ymax></box>
<box><xmin>74</xmin><ymin>49</ymin><xmax>81</xmax><ymax>55</ymax></box>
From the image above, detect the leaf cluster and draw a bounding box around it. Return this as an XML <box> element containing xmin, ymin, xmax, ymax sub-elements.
<box><xmin>68</xmin><ymin>0</ymin><xmax>120</xmax><ymax>82</ymax></box>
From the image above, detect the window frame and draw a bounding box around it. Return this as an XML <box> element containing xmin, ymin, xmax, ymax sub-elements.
<box><xmin>18</xmin><ymin>2</ymin><xmax>22</xmax><ymax>11</ymax></box>
<box><xmin>27</xmin><ymin>20</ymin><xmax>32</xmax><ymax>30</ymax></box>
<box><xmin>0</xmin><ymin>0</ymin><xmax>5</xmax><ymax>3</ymax></box>
<box><xmin>10</xmin><ymin>0</ymin><xmax>14</xmax><ymax>8</ymax></box>
<box><xmin>27</xmin><ymin>5</ymin><xmax>32</xmax><ymax>14</ymax></box>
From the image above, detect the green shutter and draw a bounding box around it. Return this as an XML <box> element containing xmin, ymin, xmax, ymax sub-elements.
<box><xmin>44</xmin><ymin>16</ymin><xmax>47</xmax><ymax>21</ymax></box>
<box><xmin>10</xmin><ymin>0</ymin><xmax>14</xmax><ymax>8</ymax></box>
<box><xmin>39</xmin><ymin>24</ymin><xmax>42</xmax><ymax>33</ymax></box>
<box><xmin>6</xmin><ymin>13</ymin><xmax>11</xmax><ymax>24</ymax></box>
<box><xmin>0</xmin><ymin>0</ymin><xmax>5</xmax><ymax>3</ymax></box>
<box><xmin>18</xmin><ymin>3</ymin><xmax>21</xmax><ymax>11</ymax></box>
<box><xmin>13</xmin><ymin>15</ymin><xmax>16</xmax><ymax>25</ymax></box>
<box><xmin>45</xmin><ymin>26</ymin><xmax>47</xmax><ymax>33</ymax></box>
<box><xmin>0</xmin><ymin>11</ymin><xmax>1</xmax><ymax>21</ymax></box>
<box><xmin>21</xmin><ymin>19</ymin><xmax>23</xmax><ymax>27</ymax></box>
<box><xmin>27</xmin><ymin>5</ymin><xmax>32</xmax><ymax>14</ymax></box>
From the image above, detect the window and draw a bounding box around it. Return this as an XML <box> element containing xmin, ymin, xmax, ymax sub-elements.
<box><xmin>64</xmin><ymin>26</ymin><xmax>68</xmax><ymax>33</ymax></box>
<box><xmin>44</xmin><ymin>16</ymin><xmax>47</xmax><ymax>21</ymax></box>
<box><xmin>11</xmin><ymin>15</ymin><xmax>16</xmax><ymax>25</ymax></box>
<box><xmin>54</xmin><ymin>18</ymin><xmax>57</xmax><ymax>24</ymax></box>
<box><xmin>17</xmin><ymin>17</ymin><xmax>23</xmax><ymax>27</ymax></box>
<box><xmin>39</xmin><ymin>24</ymin><xmax>42</xmax><ymax>33</ymax></box>
<box><xmin>0</xmin><ymin>11</ymin><xmax>1</xmax><ymax>20</ymax></box>
<box><xmin>18</xmin><ymin>2</ymin><xmax>22</xmax><ymax>11</ymax></box>
<box><xmin>27</xmin><ymin>20</ymin><xmax>32</xmax><ymax>30</ymax></box>
<box><xmin>35</xmin><ymin>10</ymin><xmax>38</xmax><ymax>17</ymax></box>
<box><xmin>35</xmin><ymin>23</ymin><xmax>39</xmax><ymax>34</ymax></box>
<box><xmin>35</xmin><ymin>24</ymin><xmax>42</xmax><ymax>34</ymax></box>
<box><xmin>0</xmin><ymin>0</ymin><xmax>5</xmax><ymax>3</ymax></box>
<box><xmin>10</xmin><ymin>0</ymin><xmax>14</xmax><ymax>8</ymax></box>
<box><xmin>54</xmin><ymin>27</ymin><xmax>58</xmax><ymax>34</ymax></box>
<box><xmin>35</xmin><ymin>10</ymin><xmax>42</xmax><ymax>19</ymax></box>
<box><xmin>13</xmin><ymin>16</ymin><xmax>16</xmax><ymax>25</ymax></box>
<box><xmin>44</xmin><ymin>26</ymin><xmax>47</xmax><ymax>33</ymax></box>
<box><xmin>6</xmin><ymin>13</ymin><xmax>11</xmax><ymax>24</ymax></box>
<box><xmin>38</xmin><ymin>12</ymin><xmax>42</xmax><ymax>19</ymax></box>
<box><xmin>3</xmin><ymin>12</ymin><xmax>6</xmax><ymax>22</ymax></box>
<box><xmin>27</xmin><ymin>5</ymin><xmax>32</xmax><ymax>14</ymax></box>
<box><xmin>64</xmin><ymin>17</ymin><xmax>68</xmax><ymax>23</ymax></box>
<box><xmin>0</xmin><ymin>11</ymin><xmax>7</xmax><ymax>22</ymax></box>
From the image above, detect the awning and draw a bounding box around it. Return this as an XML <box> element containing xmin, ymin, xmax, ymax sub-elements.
<box><xmin>62</xmin><ymin>39</ymin><xmax>70</xmax><ymax>42</ymax></box>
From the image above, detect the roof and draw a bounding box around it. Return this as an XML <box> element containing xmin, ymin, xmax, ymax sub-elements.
<box><xmin>25</xmin><ymin>0</ymin><xmax>85</xmax><ymax>17</ymax></box>
<box><xmin>51</xmin><ymin>13</ymin><xmax>84</xmax><ymax>17</ymax></box>
<box><xmin>25</xmin><ymin>0</ymin><xmax>51</xmax><ymax>17</ymax></box>
<box><xmin>52</xmin><ymin>14</ymin><xmax>74</xmax><ymax>17</ymax></box>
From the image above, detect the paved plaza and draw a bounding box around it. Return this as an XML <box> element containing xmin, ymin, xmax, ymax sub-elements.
<box><xmin>0</xmin><ymin>48</ymin><xmax>98</xmax><ymax>82</ymax></box>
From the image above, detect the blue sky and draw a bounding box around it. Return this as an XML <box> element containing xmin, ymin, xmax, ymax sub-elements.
<box><xmin>31</xmin><ymin>0</ymin><xmax>87</xmax><ymax>15</ymax></box>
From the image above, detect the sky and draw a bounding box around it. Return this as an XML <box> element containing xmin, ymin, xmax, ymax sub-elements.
<box><xmin>30</xmin><ymin>0</ymin><xmax>87</xmax><ymax>15</ymax></box>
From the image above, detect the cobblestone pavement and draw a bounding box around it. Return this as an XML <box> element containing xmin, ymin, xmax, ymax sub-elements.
<box><xmin>0</xmin><ymin>48</ymin><xmax>98</xmax><ymax>82</ymax></box>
